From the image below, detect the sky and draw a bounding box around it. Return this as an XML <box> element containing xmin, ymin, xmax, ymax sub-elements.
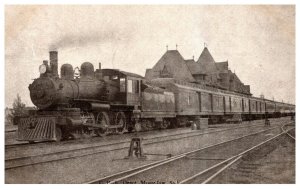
<box><xmin>5</xmin><ymin>5</ymin><xmax>295</xmax><ymax>107</ymax></box>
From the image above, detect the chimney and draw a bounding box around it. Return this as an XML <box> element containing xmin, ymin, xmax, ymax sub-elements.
<box><xmin>49</xmin><ymin>51</ymin><xmax>58</xmax><ymax>77</ymax></box>
<box><xmin>99</xmin><ymin>62</ymin><xmax>101</xmax><ymax>69</ymax></box>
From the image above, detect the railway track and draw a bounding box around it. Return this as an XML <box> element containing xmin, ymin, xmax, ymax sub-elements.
<box><xmin>4</xmin><ymin>118</ymin><xmax>270</xmax><ymax>149</ymax></box>
<box><xmin>5</xmin><ymin>118</ymin><xmax>288</xmax><ymax>171</ymax></box>
<box><xmin>206</xmin><ymin>129</ymin><xmax>296</xmax><ymax>184</ymax></box>
<box><xmin>5</xmin><ymin>142</ymin><xmax>35</xmax><ymax>148</ymax></box>
<box><xmin>281</xmin><ymin>123</ymin><xmax>295</xmax><ymax>140</ymax></box>
<box><xmin>180</xmin><ymin>125</ymin><xmax>295</xmax><ymax>184</ymax></box>
<box><xmin>5</xmin><ymin>117</ymin><xmax>287</xmax><ymax>150</ymax></box>
<box><xmin>286</xmin><ymin>131</ymin><xmax>295</xmax><ymax>140</ymax></box>
<box><xmin>5</xmin><ymin>117</ymin><xmax>288</xmax><ymax>149</ymax></box>
<box><xmin>86</xmin><ymin>121</ymin><xmax>294</xmax><ymax>184</ymax></box>
<box><xmin>5</xmin><ymin>129</ymin><xmax>17</xmax><ymax>133</ymax></box>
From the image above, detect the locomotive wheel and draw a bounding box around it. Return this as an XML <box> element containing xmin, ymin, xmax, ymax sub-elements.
<box><xmin>115</xmin><ymin>112</ymin><xmax>127</xmax><ymax>134</ymax></box>
<box><xmin>55</xmin><ymin>127</ymin><xmax>62</xmax><ymax>142</ymax></box>
<box><xmin>134</xmin><ymin>122</ymin><xmax>142</xmax><ymax>132</ymax></box>
<box><xmin>141</xmin><ymin>120</ymin><xmax>153</xmax><ymax>131</ymax></box>
<box><xmin>159</xmin><ymin>119</ymin><xmax>170</xmax><ymax>129</ymax></box>
<box><xmin>95</xmin><ymin>112</ymin><xmax>110</xmax><ymax>137</ymax></box>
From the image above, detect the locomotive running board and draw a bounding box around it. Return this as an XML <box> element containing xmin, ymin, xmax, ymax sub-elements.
<box><xmin>83</xmin><ymin>123</ymin><xmax>123</xmax><ymax>129</ymax></box>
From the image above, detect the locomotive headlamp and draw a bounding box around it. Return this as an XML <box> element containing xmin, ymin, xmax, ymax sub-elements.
<box><xmin>39</xmin><ymin>64</ymin><xmax>47</xmax><ymax>74</ymax></box>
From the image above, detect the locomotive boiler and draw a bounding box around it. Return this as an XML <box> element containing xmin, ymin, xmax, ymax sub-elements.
<box><xmin>29</xmin><ymin>51</ymin><xmax>107</xmax><ymax>109</ymax></box>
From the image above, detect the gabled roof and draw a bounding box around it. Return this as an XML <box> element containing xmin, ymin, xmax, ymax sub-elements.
<box><xmin>198</xmin><ymin>59</ymin><xmax>218</xmax><ymax>75</ymax></box>
<box><xmin>195</xmin><ymin>47</ymin><xmax>219</xmax><ymax>75</ymax></box>
<box><xmin>216</xmin><ymin>61</ymin><xmax>228</xmax><ymax>72</ymax></box>
<box><xmin>232</xmin><ymin>72</ymin><xmax>242</xmax><ymax>84</ymax></box>
<box><xmin>185</xmin><ymin>59</ymin><xmax>206</xmax><ymax>75</ymax></box>
<box><xmin>145</xmin><ymin>50</ymin><xmax>195</xmax><ymax>82</ymax></box>
<box><xmin>197</xmin><ymin>47</ymin><xmax>215</xmax><ymax>64</ymax></box>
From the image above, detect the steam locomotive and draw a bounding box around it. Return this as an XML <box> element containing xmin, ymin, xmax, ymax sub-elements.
<box><xmin>17</xmin><ymin>51</ymin><xmax>295</xmax><ymax>142</ymax></box>
<box><xmin>18</xmin><ymin>51</ymin><xmax>175</xmax><ymax>142</ymax></box>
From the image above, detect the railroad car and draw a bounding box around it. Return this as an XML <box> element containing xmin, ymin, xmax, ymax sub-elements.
<box><xmin>147</xmin><ymin>78</ymin><xmax>294</xmax><ymax>125</ymax></box>
<box><xmin>248</xmin><ymin>97</ymin><xmax>265</xmax><ymax>119</ymax></box>
<box><xmin>265</xmin><ymin>100</ymin><xmax>276</xmax><ymax>115</ymax></box>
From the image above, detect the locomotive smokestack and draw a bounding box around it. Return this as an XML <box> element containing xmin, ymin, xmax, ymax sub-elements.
<box><xmin>49</xmin><ymin>51</ymin><xmax>58</xmax><ymax>77</ymax></box>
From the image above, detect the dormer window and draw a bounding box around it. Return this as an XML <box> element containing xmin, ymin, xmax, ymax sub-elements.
<box><xmin>161</xmin><ymin>65</ymin><xmax>172</xmax><ymax>78</ymax></box>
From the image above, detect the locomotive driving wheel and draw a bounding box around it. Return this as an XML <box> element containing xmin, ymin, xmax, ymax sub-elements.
<box><xmin>159</xmin><ymin>119</ymin><xmax>170</xmax><ymax>129</ymax></box>
<box><xmin>141</xmin><ymin>119</ymin><xmax>154</xmax><ymax>131</ymax></box>
<box><xmin>115</xmin><ymin>112</ymin><xmax>127</xmax><ymax>134</ymax></box>
<box><xmin>95</xmin><ymin>112</ymin><xmax>110</xmax><ymax>137</ymax></box>
<box><xmin>79</xmin><ymin>111</ymin><xmax>95</xmax><ymax>138</ymax></box>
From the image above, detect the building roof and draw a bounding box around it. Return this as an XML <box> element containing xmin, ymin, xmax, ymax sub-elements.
<box><xmin>102</xmin><ymin>69</ymin><xmax>144</xmax><ymax>79</ymax></box>
<box><xmin>215</xmin><ymin>61</ymin><xmax>228</xmax><ymax>72</ymax></box>
<box><xmin>145</xmin><ymin>50</ymin><xmax>195</xmax><ymax>82</ymax></box>
<box><xmin>194</xmin><ymin>47</ymin><xmax>219</xmax><ymax>76</ymax></box>
<box><xmin>198</xmin><ymin>60</ymin><xmax>219</xmax><ymax>76</ymax></box>
<box><xmin>232</xmin><ymin>72</ymin><xmax>242</xmax><ymax>84</ymax></box>
<box><xmin>119</xmin><ymin>70</ymin><xmax>144</xmax><ymax>78</ymax></box>
<box><xmin>185</xmin><ymin>59</ymin><xmax>206</xmax><ymax>75</ymax></box>
<box><xmin>197</xmin><ymin>47</ymin><xmax>215</xmax><ymax>64</ymax></box>
<box><xmin>144</xmin><ymin>46</ymin><xmax>251</xmax><ymax>95</ymax></box>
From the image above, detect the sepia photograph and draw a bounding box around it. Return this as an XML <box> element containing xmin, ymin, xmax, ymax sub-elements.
<box><xmin>4</xmin><ymin>2</ymin><xmax>296</xmax><ymax>184</ymax></box>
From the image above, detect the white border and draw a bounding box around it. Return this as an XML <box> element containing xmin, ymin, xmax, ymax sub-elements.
<box><xmin>2</xmin><ymin>0</ymin><xmax>299</xmax><ymax>4</ymax></box>
<box><xmin>1</xmin><ymin>1</ymin><xmax>298</xmax><ymax>190</ymax></box>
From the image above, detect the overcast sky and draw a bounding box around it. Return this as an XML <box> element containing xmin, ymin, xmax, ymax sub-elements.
<box><xmin>5</xmin><ymin>5</ymin><xmax>295</xmax><ymax>107</ymax></box>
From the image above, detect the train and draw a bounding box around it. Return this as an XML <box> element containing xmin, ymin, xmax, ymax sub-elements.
<box><xmin>17</xmin><ymin>51</ymin><xmax>295</xmax><ymax>143</ymax></box>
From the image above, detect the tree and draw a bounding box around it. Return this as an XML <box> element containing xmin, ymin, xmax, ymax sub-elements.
<box><xmin>5</xmin><ymin>107</ymin><xmax>13</xmax><ymax>125</ymax></box>
<box><xmin>10</xmin><ymin>94</ymin><xmax>26</xmax><ymax>124</ymax></box>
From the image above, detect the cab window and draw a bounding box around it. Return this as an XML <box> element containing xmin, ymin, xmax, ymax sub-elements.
<box><xmin>134</xmin><ymin>80</ymin><xmax>140</xmax><ymax>93</ymax></box>
<box><xmin>127</xmin><ymin>79</ymin><xmax>133</xmax><ymax>93</ymax></box>
<box><xmin>120</xmin><ymin>78</ymin><xmax>125</xmax><ymax>92</ymax></box>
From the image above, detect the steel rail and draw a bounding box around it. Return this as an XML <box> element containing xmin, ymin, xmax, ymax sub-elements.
<box><xmin>280</xmin><ymin>122</ymin><xmax>295</xmax><ymax>140</ymax></box>
<box><xmin>180</xmin><ymin>124</ymin><xmax>295</xmax><ymax>184</ymax></box>
<box><xmin>5</xmin><ymin>118</ymin><xmax>284</xmax><ymax>149</ymax></box>
<box><xmin>286</xmin><ymin>132</ymin><xmax>295</xmax><ymax>140</ymax></box>
<box><xmin>201</xmin><ymin>155</ymin><xmax>242</xmax><ymax>184</ymax></box>
<box><xmin>6</xmin><ymin>120</ymin><xmax>276</xmax><ymax>170</ymax></box>
<box><xmin>5</xmin><ymin>118</ymin><xmax>268</xmax><ymax>148</ymax></box>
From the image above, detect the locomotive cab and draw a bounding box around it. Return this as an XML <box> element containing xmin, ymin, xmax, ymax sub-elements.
<box><xmin>101</xmin><ymin>69</ymin><xmax>144</xmax><ymax>106</ymax></box>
